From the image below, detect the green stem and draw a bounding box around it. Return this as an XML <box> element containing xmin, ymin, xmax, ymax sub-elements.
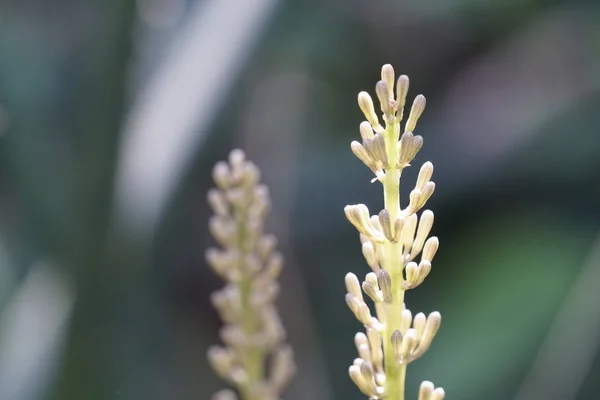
<box><xmin>381</xmin><ymin>119</ymin><xmax>407</xmax><ymax>400</ymax></box>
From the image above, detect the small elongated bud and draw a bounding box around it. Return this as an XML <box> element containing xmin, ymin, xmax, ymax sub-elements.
<box><xmin>345</xmin><ymin>273</ymin><xmax>364</xmax><ymax>301</ymax></box>
<box><xmin>359</xmin><ymin>360</ymin><xmax>375</xmax><ymax>382</ymax></box>
<box><xmin>378</xmin><ymin>209</ymin><xmax>395</xmax><ymax>242</ymax></box>
<box><xmin>420</xmin><ymin>181</ymin><xmax>436</xmax><ymax>208</ymax></box>
<box><xmin>367</xmin><ymin>328</ymin><xmax>383</xmax><ymax>371</ymax></box>
<box><xmin>409</xmin><ymin>210</ymin><xmax>435</xmax><ymax>260</ymax></box>
<box><xmin>362</xmin><ymin>241</ymin><xmax>380</xmax><ymax>271</ymax></box>
<box><xmin>413</xmin><ymin>312</ymin><xmax>427</xmax><ymax>337</ymax></box>
<box><xmin>393</xmin><ymin>217</ymin><xmax>404</xmax><ymax>242</ymax></box>
<box><xmin>377</xmin><ymin>269</ymin><xmax>393</xmax><ymax>302</ymax></box>
<box><xmin>351</xmin><ymin>141</ymin><xmax>376</xmax><ymax>169</ymax></box>
<box><xmin>362</xmin><ymin>281</ymin><xmax>382</xmax><ymax>302</ymax></box>
<box><xmin>372</xmin><ymin>133</ymin><xmax>388</xmax><ymax>164</ymax></box>
<box><xmin>357</xmin><ymin>302</ymin><xmax>373</xmax><ymax>324</ymax></box>
<box><xmin>431</xmin><ymin>388</ymin><xmax>446</xmax><ymax>400</ymax></box>
<box><xmin>418</xmin><ymin>381</ymin><xmax>434</xmax><ymax>400</ymax></box>
<box><xmin>358</xmin><ymin>91</ymin><xmax>381</xmax><ymax>131</ymax></box>
<box><xmin>212</xmin><ymin>161</ymin><xmax>231</xmax><ymax>189</ymax></box>
<box><xmin>345</xmin><ymin>204</ymin><xmax>385</xmax><ymax>242</ymax></box>
<box><xmin>398</xmin><ymin>132</ymin><xmax>424</xmax><ymax>167</ymax></box>
<box><xmin>345</xmin><ymin>293</ymin><xmax>361</xmax><ymax>314</ymax></box>
<box><xmin>365</xmin><ymin>272</ymin><xmax>379</xmax><ymax>287</ymax></box>
<box><xmin>404</xmin><ymin>262</ymin><xmax>418</xmax><ymax>288</ymax></box>
<box><xmin>391</xmin><ymin>329</ymin><xmax>403</xmax><ymax>356</ymax></box>
<box><xmin>354</xmin><ymin>332</ymin><xmax>371</xmax><ymax>362</ymax></box>
<box><xmin>359</xmin><ymin>121</ymin><xmax>375</xmax><ymax>140</ymax></box>
<box><xmin>208</xmin><ymin>346</ymin><xmax>236</xmax><ymax>381</ymax></box>
<box><xmin>212</xmin><ymin>389</ymin><xmax>238</xmax><ymax>400</ymax></box>
<box><xmin>228</xmin><ymin>149</ymin><xmax>245</xmax><ymax>167</ymax></box>
<box><xmin>396</xmin><ymin>75</ymin><xmax>410</xmax><ymax>119</ymax></box>
<box><xmin>381</xmin><ymin>64</ymin><xmax>395</xmax><ymax>102</ymax></box>
<box><xmin>375</xmin><ymin>80</ymin><xmax>391</xmax><ymax>115</ymax></box>
<box><xmin>413</xmin><ymin>312</ymin><xmax>442</xmax><ymax>359</ymax></box>
<box><xmin>207</xmin><ymin>189</ymin><xmax>229</xmax><ymax>216</ymax></box>
<box><xmin>363</xmin><ymin>134</ymin><xmax>387</xmax><ymax>165</ymax></box>
<box><xmin>400</xmin><ymin>309</ymin><xmax>413</xmax><ymax>333</ymax></box>
<box><xmin>270</xmin><ymin>345</ymin><xmax>296</xmax><ymax>391</ymax></box>
<box><xmin>405</xmin><ymin>94</ymin><xmax>426</xmax><ymax>133</ymax></box>
<box><xmin>417</xmin><ymin>260</ymin><xmax>432</xmax><ymax>284</ymax></box>
<box><xmin>416</xmin><ymin>162</ymin><xmax>434</xmax><ymax>191</ymax></box>
<box><xmin>401</xmin><ymin>213</ymin><xmax>418</xmax><ymax>255</ymax></box>
<box><xmin>399</xmin><ymin>329</ymin><xmax>418</xmax><ymax>363</ymax></box>
<box><xmin>349</xmin><ymin>365</ymin><xmax>368</xmax><ymax>395</ymax></box>
<box><xmin>422</xmin><ymin>237</ymin><xmax>439</xmax><ymax>262</ymax></box>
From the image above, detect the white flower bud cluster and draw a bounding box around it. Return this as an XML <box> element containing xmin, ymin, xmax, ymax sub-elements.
<box><xmin>206</xmin><ymin>149</ymin><xmax>295</xmax><ymax>400</ymax></box>
<box><xmin>344</xmin><ymin>65</ymin><xmax>445</xmax><ymax>399</ymax></box>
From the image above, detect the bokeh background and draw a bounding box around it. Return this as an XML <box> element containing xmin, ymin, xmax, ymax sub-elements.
<box><xmin>0</xmin><ymin>0</ymin><xmax>599</xmax><ymax>399</ymax></box>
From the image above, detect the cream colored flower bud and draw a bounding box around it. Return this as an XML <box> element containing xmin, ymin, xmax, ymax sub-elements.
<box><xmin>413</xmin><ymin>312</ymin><xmax>427</xmax><ymax>337</ymax></box>
<box><xmin>400</xmin><ymin>308</ymin><xmax>413</xmax><ymax>333</ymax></box>
<box><xmin>367</xmin><ymin>328</ymin><xmax>383</xmax><ymax>371</ymax></box>
<box><xmin>270</xmin><ymin>345</ymin><xmax>296</xmax><ymax>392</ymax></box>
<box><xmin>365</xmin><ymin>272</ymin><xmax>378</xmax><ymax>287</ymax></box>
<box><xmin>355</xmin><ymin>332</ymin><xmax>371</xmax><ymax>361</ymax></box>
<box><xmin>377</xmin><ymin>269</ymin><xmax>393</xmax><ymax>303</ymax></box>
<box><xmin>240</xmin><ymin>162</ymin><xmax>260</xmax><ymax>188</ymax></box>
<box><xmin>363</xmin><ymin>134</ymin><xmax>387</xmax><ymax>165</ymax></box>
<box><xmin>420</xmin><ymin>181</ymin><xmax>435</xmax><ymax>204</ymax></box>
<box><xmin>359</xmin><ymin>360</ymin><xmax>375</xmax><ymax>382</ymax></box>
<box><xmin>392</xmin><ymin>216</ymin><xmax>404</xmax><ymax>242</ymax></box>
<box><xmin>349</xmin><ymin>364</ymin><xmax>378</xmax><ymax>397</ymax></box>
<box><xmin>208</xmin><ymin>346</ymin><xmax>236</xmax><ymax>381</ymax></box>
<box><xmin>345</xmin><ymin>273</ymin><xmax>364</xmax><ymax>301</ymax></box>
<box><xmin>378</xmin><ymin>209</ymin><xmax>395</xmax><ymax>242</ymax></box>
<box><xmin>345</xmin><ymin>293</ymin><xmax>361</xmax><ymax>314</ymax></box>
<box><xmin>399</xmin><ymin>328</ymin><xmax>418</xmax><ymax>363</ymax></box>
<box><xmin>391</xmin><ymin>330</ymin><xmax>403</xmax><ymax>358</ymax></box>
<box><xmin>396</xmin><ymin>75</ymin><xmax>410</xmax><ymax>118</ymax></box>
<box><xmin>418</xmin><ymin>381</ymin><xmax>434</xmax><ymax>400</ymax></box>
<box><xmin>265</xmin><ymin>253</ymin><xmax>283</xmax><ymax>279</ymax></box>
<box><xmin>359</xmin><ymin>121</ymin><xmax>375</xmax><ymax>140</ymax></box>
<box><xmin>398</xmin><ymin>132</ymin><xmax>424</xmax><ymax>168</ymax></box>
<box><xmin>431</xmin><ymin>388</ymin><xmax>446</xmax><ymax>400</ymax></box>
<box><xmin>404</xmin><ymin>262</ymin><xmax>418</xmax><ymax>289</ymax></box>
<box><xmin>381</xmin><ymin>64</ymin><xmax>395</xmax><ymax>101</ymax></box>
<box><xmin>345</xmin><ymin>204</ymin><xmax>385</xmax><ymax>242</ymax></box>
<box><xmin>405</xmin><ymin>94</ymin><xmax>426</xmax><ymax>133</ymax></box>
<box><xmin>416</xmin><ymin>162</ymin><xmax>434</xmax><ymax>191</ymax></box>
<box><xmin>228</xmin><ymin>149</ymin><xmax>246</xmax><ymax>167</ymax></box>
<box><xmin>208</xmin><ymin>189</ymin><xmax>229</xmax><ymax>216</ymax></box>
<box><xmin>357</xmin><ymin>302</ymin><xmax>373</xmax><ymax>325</ymax></box>
<box><xmin>212</xmin><ymin>389</ymin><xmax>238</xmax><ymax>400</ymax></box>
<box><xmin>358</xmin><ymin>91</ymin><xmax>381</xmax><ymax>131</ymax></box>
<box><xmin>362</xmin><ymin>281</ymin><xmax>383</xmax><ymax>302</ymax></box>
<box><xmin>413</xmin><ymin>312</ymin><xmax>441</xmax><ymax>359</ymax></box>
<box><xmin>401</xmin><ymin>213</ymin><xmax>418</xmax><ymax>254</ymax></box>
<box><xmin>257</xmin><ymin>235</ymin><xmax>277</xmax><ymax>260</ymax></box>
<box><xmin>416</xmin><ymin>260</ymin><xmax>432</xmax><ymax>286</ymax></box>
<box><xmin>351</xmin><ymin>141</ymin><xmax>377</xmax><ymax>170</ymax></box>
<box><xmin>422</xmin><ymin>237</ymin><xmax>439</xmax><ymax>262</ymax></box>
<box><xmin>212</xmin><ymin>161</ymin><xmax>231</xmax><ymax>189</ymax></box>
<box><xmin>375</xmin><ymin>80</ymin><xmax>392</xmax><ymax>115</ymax></box>
<box><xmin>361</xmin><ymin>241</ymin><xmax>380</xmax><ymax>271</ymax></box>
<box><xmin>409</xmin><ymin>210</ymin><xmax>435</xmax><ymax>260</ymax></box>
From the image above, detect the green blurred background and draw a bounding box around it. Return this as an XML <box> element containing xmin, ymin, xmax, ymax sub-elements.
<box><xmin>0</xmin><ymin>0</ymin><xmax>599</xmax><ymax>399</ymax></box>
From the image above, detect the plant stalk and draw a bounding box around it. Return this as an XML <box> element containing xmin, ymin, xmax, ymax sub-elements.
<box><xmin>381</xmin><ymin>118</ymin><xmax>407</xmax><ymax>400</ymax></box>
